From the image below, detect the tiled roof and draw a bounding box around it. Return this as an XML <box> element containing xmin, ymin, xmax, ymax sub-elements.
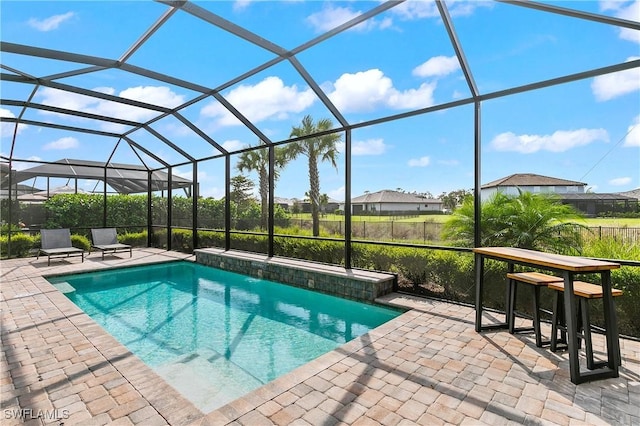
<box><xmin>618</xmin><ymin>188</ymin><xmax>640</xmax><ymax>200</ymax></box>
<box><xmin>482</xmin><ymin>173</ymin><xmax>587</xmax><ymax>189</ymax></box>
<box><xmin>352</xmin><ymin>190</ymin><xmax>440</xmax><ymax>204</ymax></box>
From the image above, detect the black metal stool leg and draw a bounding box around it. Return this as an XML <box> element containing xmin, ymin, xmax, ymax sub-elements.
<box><xmin>581</xmin><ymin>298</ymin><xmax>596</xmax><ymax>370</ymax></box>
<box><xmin>508</xmin><ymin>278</ymin><xmax>517</xmax><ymax>334</ymax></box>
<box><xmin>532</xmin><ymin>286</ymin><xmax>545</xmax><ymax>347</ymax></box>
<box><xmin>551</xmin><ymin>290</ymin><xmax>567</xmax><ymax>352</ymax></box>
<box><xmin>551</xmin><ymin>291</ymin><xmax>559</xmax><ymax>352</ymax></box>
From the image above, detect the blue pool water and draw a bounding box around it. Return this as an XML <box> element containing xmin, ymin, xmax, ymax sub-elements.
<box><xmin>48</xmin><ymin>261</ymin><xmax>401</xmax><ymax>412</ymax></box>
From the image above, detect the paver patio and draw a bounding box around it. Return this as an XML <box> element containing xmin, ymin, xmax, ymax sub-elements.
<box><xmin>1</xmin><ymin>248</ymin><xmax>638</xmax><ymax>425</ymax></box>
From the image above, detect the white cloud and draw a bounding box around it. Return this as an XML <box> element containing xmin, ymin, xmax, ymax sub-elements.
<box><xmin>201</xmin><ymin>76</ymin><xmax>316</xmax><ymax>127</ymax></box>
<box><xmin>0</xmin><ymin>108</ymin><xmax>28</xmax><ymax>138</ymax></box>
<box><xmin>452</xmin><ymin>90</ymin><xmax>466</xmax><ymax>99</ymax></box>
<box><xmin>11</xmin><ymin>157</ymin><xmax>42</xmax><ymax>171</ymax></box>
<box><xmin>609</xmin><ymin>177</ymin><xmax>632</xmax><ymax>186</ymax></box>
<box><xmin>328</xmin><ymin>186</ymin><xmax>345</xmax><ymax>202</ymax></box>
<box><xmin>387</xmin><ymin>83</ymin><xmax>437</xmax><ymax>110</ymax></box>
<box><xmin>306</xmin><ymin>5</ymin><xmax>389</xmax><ymax>33</ymax></box>
<box><xmin>599</xmin><ymin>0</ymin><xmax>621</xmax><ymax>10</ymax></box>
<box><xmin>327</xmin><ymin>69</ymin><xmax>436</xmax><ymax>112</ymax></box>
<box><xmin>337</xmin><ymin>138</ymin><xmax>388</xmax><ymax>155</ymax></box>
<box><xmin>233</xmin><ymin>0</ymin><xmax>252</xmax><ymax>12</ymax></box>
<box><xmin>390</xmin><ymin>1</ymin><xmax>439</xmax><ymax>20</ymax></box>
<box><xmin>305</xmin><ymin>1</ymin><xmax>485</xmax><ymax>34</ymax></box>
<box><xmin>391</xmin><ymin>0</ymin><xmax>492</xmax><ymax>20</ymax></box>
<box><xmin>408</xmin><ymin>156</ymin><xmax>431</xmax><ymax>167</ymax></box>
<box><xmin>37</xmin><ymin>86</ymin><xmax>184</xmax><ymax>129</ymax></box>
<box><xmin>173</xmin><ymin>168</ymin><xmax>210</xmax><ymax>191</ymax></box>
<box><xmin>600</xmin><ymin>0</ymin><xmax>640</xmax><ymax>43</ymax></box>
<box><xmin>624</xmin><ymin>115</ymin><xmax>640</xmax><ymax>147</ymax></box>
<box><xmin>222</xmin><ymin>139</ymin><xmax>245</xmax><ymax>152</ymax></box>
<box><xmin>413</xmin><ymin>56</ymin><xmax>461</xmax><ymax>78</ymax></box>
<box><xmin>490</xmin><ymin>128</ymin><xmax>609</xmax><ymax>153</ymax></box>
<box><xmin>119</xmin><ymin>86</ymin><xmax>184</xmax><ymax>109</ymax></box>
<box><xmin>43</xmin><ymin>136</ymin><xmax>79</xmax><ymax>150</ymax></box>
<box><xmin>28</xmin><ymin>12</ymin><xmax>75</xmax><ymax>32</ymax></box>
<box><xmin>307</xmin><ymin>5</ymin><xmax>360</xmax><ymax>32</ymax></box>
<box><xmin>201</xmin><ymin>186</ymin><xmax>224</xmax><ymax>199</ymax></box>
<box><xmin>591</xmin><ymin>56</ymin><xmax>640</xmax><ymax>101</ymax></box>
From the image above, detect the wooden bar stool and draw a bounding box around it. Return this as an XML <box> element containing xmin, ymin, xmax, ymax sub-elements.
<box><xmin>548</xmin><ymin>281</ymin><xmax>623</xmax><ymax>370</ymax></box>
<box><xmin>506</xmin><ymin>272</ymin><xmax>563</xmax><ymax>347</ymax></box>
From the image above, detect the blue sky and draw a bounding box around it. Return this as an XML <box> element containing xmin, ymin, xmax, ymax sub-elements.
<box><xmin>1</xmin><ymin>0</ymin><xmax>638</xmax><ymax>201</ymax></box>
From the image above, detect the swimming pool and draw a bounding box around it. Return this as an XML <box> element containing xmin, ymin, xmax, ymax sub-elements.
<box><xmin>48</xmin><ymin>261</ymin><xmax>401</xmax><ymax>412</ymax></box>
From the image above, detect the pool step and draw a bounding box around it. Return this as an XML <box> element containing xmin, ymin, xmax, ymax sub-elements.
<box><xmin>52</xmin><ymin>281</ymin><xmax>76</xmax><ymax>297</ymax></box>
<box><xmin>155</xmin><ymin>349</ymin><xmax>263</xmax><ymax>413</ymax></box>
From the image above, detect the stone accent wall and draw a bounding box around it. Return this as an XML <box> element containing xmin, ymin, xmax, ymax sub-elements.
<box><xmin>194</xmin><ymin>248</ymin><xmax>396</xmax><ymax>302</ymax></box>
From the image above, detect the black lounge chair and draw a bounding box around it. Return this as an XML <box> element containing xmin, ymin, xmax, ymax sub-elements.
<box><xmin>90</xmin><ymin>228</ymin><xmax>132</xmax><ymax>260</ymax></box>
<box><xmin>37</xmin><ymin>228</ymin><xmax>85</xmax><ymax>266</ymax></box>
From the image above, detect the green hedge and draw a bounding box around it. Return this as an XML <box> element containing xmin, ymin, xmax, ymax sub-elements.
<box><xmin>0</xmin><ymin>231</ymin><xmax>139</xmax><ymax>258</ymax></box>
<box><xmin>0</xmin><ymin>233</ymin><xmax>35</xmax><ymax>258</ymax></box>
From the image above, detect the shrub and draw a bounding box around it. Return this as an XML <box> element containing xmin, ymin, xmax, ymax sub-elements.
<box><xmin>0</xmin><ymin>233</ymin><xmax>36</xmax><ymax>258</ymax></box>
<box><xmin>352</xmin><ymin>244</ymin><xmax>398</xmax><ymax>272</ymax></box>
<box><xmin>171</xmin><ymin>229</ymin><xmax>193</xmax><ymax>252</ymax></box>
<box><xmin>120</xmin><ymin>231</ymin><xmax>147</xmax><ymax>247</ymax></box>
<box><xmin>429</xmin><ymin>250</ymin><xmax>475</xmax><ymax>301</ymax></box>
<box><xmin>71</xmin><ymin>234</ymin><xmax>91</xmax><ymax>251</ymax></box>
<box><xmin>579</xmin><ymin>237</ymin><xmax>640</xmax><ymax>337</ymax></box>
<box><xmin>198</xmin><ymin>230</ymin><xmax>225</xmax><ymax>248</ymax></box>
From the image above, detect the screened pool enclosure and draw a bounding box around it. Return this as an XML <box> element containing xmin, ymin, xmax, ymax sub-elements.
<box><xmin>1</xmin><ymin>0</ymin><xmax>638</xmax><ymax>266</ymax></box>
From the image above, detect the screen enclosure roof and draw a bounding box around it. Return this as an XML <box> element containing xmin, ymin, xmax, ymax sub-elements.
<box><xmin>7</xmin><ymin>158</ymin><xmax>193</xmax><ymax>194</ymax></box>
<box><xmin>0</xmin><ymin>0</ymin><xmax>638</xmax><ymax>198</ymax></box>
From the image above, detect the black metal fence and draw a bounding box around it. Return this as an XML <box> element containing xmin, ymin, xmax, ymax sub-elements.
<box><xmin>300</xmin><ymin>220</ymin><xmax>640</xmax><ymax>245</ymax></box>
<box><xmin>583</xmin><ymin>226</ymin><xmax>640</xmax><ymax>244</ymax></box>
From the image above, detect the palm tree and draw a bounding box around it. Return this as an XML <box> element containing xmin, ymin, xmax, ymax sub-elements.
<box><xmin>443</xmin><ymin>190</ymin><xmax>587</xmax><ymax>254</ymax></box>
<box><xmin>236</xmin><ymin>141</ymin><xmax>289</xmax><ymax>230</ymax></box>
<box><xmin>288</xmin><ymin>115</ymin><xmax>342</xmax><ymax>236</ymax></box>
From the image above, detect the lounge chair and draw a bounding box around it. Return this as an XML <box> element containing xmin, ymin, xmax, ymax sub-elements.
<box><xmin>90</xmin><ymin>228</ymin><xmax>132</xmax><ymax>260</ymax></box>
<box><xmin>37</xmin><ymin>228</ymin><xmax>85</xmax><ymax>266</ymax></box>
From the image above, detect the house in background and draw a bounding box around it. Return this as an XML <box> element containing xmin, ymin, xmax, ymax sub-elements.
<box><xmin>345</xmin><ymin>190</ymin><xmax>443</xmax><ymax>215</ymax></box>
<box><xmin>481</xmin><ymin>173</ymin><xmax>587</xmax><ymax>199</ymax></box>
<box><xmin>481</xmin><ymin>173</ymin><xmax>638</xmax><ymax>216</ymax></box>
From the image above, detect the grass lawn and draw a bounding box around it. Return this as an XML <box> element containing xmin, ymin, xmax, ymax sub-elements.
<box><xmin>578</xmin><ymin>218</ymin><xmax>640</xmax><ymax>227</ymax></box>
<box><xmin>293</xmin><ymin>213</ymin><xmax>640</xmax><ymax>227</ymax></box>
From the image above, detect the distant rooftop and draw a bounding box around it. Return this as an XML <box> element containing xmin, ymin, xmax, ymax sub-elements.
<box><xmin>618</xmin><ymin>188</ymin><xmax>640</xmax><ymax>200</ymax></box>
<box><xmin>482</xmin><ymin>173</ymin><xmax>587</xmax><ymax>189</ymax></box>
<box><xmin>352</xmin><ymin>189</ymin><xmax>440</xmax><ymax>204</ymax></box>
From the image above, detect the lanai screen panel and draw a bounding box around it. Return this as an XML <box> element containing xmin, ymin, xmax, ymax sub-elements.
<box><xmin>0</xmin><ymin>0</ymin><xmax>637</xmax><ymax>218</ymax></box>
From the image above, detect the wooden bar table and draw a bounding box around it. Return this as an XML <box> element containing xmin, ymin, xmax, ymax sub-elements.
<box><xmin>472</xmin><ymin>246</ymin><xmax>621</xmax><ymax>384</ymax></box>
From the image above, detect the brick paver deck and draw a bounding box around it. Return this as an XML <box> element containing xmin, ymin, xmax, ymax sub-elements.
<box><xmin>1</xmin><ymin>249</ymin><xmax>638</xmax><ymax>425</ymax></box>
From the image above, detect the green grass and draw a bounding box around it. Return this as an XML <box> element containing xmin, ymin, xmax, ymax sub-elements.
<box><xmin>294</xmin><ymin>213</ymin><xmax>640</xmax><ymax>226</ymax></box>
<box><xmin>579</xmin><ymin>218</ymin><xmax>640</xmax><ymax>227</ymax></box>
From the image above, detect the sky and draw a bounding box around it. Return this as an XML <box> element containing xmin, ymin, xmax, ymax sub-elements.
<box><xmin>1</xmin><ymin>0</ymin><xmax>639</xmax><ymax>201</ymax></box>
